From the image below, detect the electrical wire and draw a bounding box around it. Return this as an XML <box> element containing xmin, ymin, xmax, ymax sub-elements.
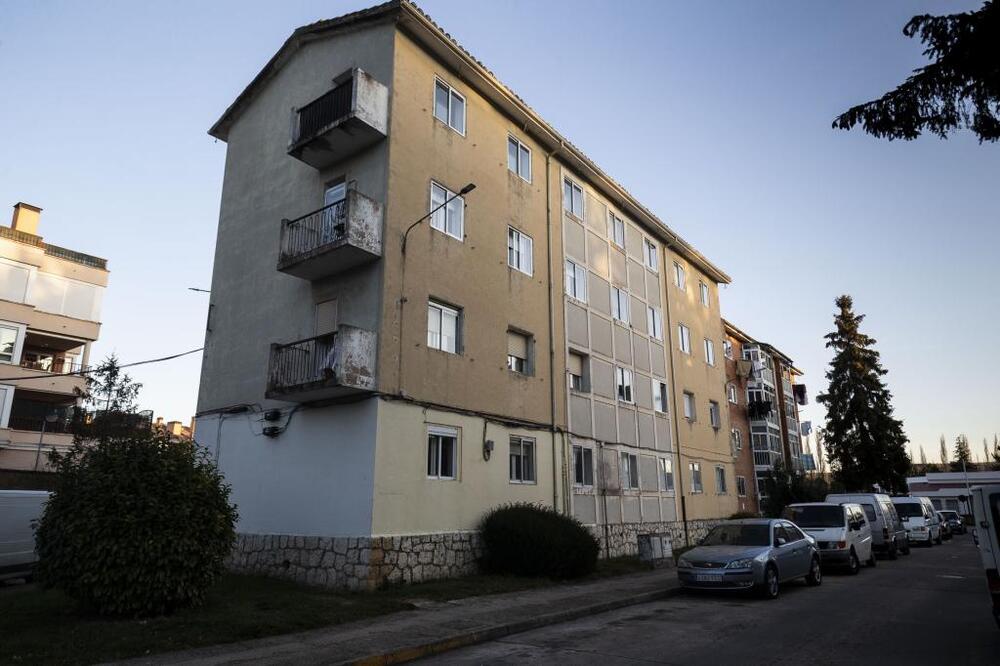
<box><xmin>0</xmin><ymin>347</ymin><xmax>204</xmax><ymax>382</ymax></box>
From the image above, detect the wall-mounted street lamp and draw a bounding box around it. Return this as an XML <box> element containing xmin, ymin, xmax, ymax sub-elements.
<box><xmin>33</xmin><ymin>411</ymin><xmax>61</xmax><ymax>472</ymax></box>
<box><xmin>400</xmin><ymin>183</ymin><xmax>476</xmax><ymax>253</ymax></box>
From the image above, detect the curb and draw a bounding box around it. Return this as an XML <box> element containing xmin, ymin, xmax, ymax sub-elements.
<box><xmin>341</xmin><ymin>585</ymin><xmax>683</xmax><ymax>666</ymax></box>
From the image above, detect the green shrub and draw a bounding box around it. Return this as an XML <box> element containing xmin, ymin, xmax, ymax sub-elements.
<box><xmin>480</xmin><ymin>503</ymin><xmax>599</xmax><ymax>578</ymax></box>
<box><xmin>34</xmin><ymin>435</ymin><xmax>237</xmax><ymax>617</ymax></box>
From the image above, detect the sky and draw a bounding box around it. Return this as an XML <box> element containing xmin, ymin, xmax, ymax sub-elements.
<box><xmin>1</xmin><ymin>1</ymin><xmax>997</xmax><ymax>463</ymax></box>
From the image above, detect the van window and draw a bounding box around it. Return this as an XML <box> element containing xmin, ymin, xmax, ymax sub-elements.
<box><xmin>894</xmin><ymin>503</ymin><xmax>923</xmax><ymax>519</ymax></box>
<box><xmin>785</xmin><ymin>505</ymin><xmax>843</xmax><ymax>528</ymax></box>
<box><xmin>860</xmin><ymin>504</ymin><xmax>877</xmax><ymax>522</ymax></box>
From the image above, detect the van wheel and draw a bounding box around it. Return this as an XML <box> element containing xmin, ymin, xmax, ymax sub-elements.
<box><xmin>805</xmin><ymin>557</ymin><xmax>822</xmax><ymax>586</ymax></box>
<box><xmin>887</xmin><ymin>541</ymin><xmax>899</xmax><ymax>560</ymax></box>
<box><xmin>847</xmin><ymin>549</ymin><xmax>860</xmax><ymax>575</ymax></box>
<box><xmin>867</xmin><ymin>551</ymin><xmax>877</xmax><ymax>567</ymax></box>
<box><xmin>757</xmin><ymin>565</ymin><xmax>779</xmax><ymax>600</ymax></box>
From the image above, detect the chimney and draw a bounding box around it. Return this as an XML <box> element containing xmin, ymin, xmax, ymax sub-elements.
<box><xmin>11</xmin><ymin>202</ymin><xmax>42</xmax><ymax>236</ymax></box>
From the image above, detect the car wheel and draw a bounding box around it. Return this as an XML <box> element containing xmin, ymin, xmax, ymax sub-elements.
<box><xmin>888</xmin><ymin>541</ymin><xmax>899</xmax><ymax>560</ymax></box>
<box><xmin>867</xmin><ymin>550</ymin><xmax>877</xmax><ymax>567</ymax></box>
<box><xmin>757</xmin><ymin>565</ymin><xmax>779</xmax><ymax>600</ymax></box>
<box><xmin>847</xmin><ymin>549</ymin><xmax>860</xmax><ymax>575</ymax></box>
<box><xmin>806</xmin><ymin>557</ymin><xmax>822</xmax><ymax>586</ymax></box>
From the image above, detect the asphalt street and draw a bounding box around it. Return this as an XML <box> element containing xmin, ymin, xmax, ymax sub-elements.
<box><xmin>424</xmin><ymin>535</ymin><xmax>999</xmax><ymax>665</ymax></box>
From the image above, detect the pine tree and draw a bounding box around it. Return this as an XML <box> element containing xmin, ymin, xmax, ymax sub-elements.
<box><xmin>817</xmin><ymin>296</ymin><xmax>911</xmax><ymax>493</ymax></box>
<box><xmin>985</xmin><ymin>438</ymin><xmax>991</xmax><ymax>466</ymax></box>
<box><xmin>919</xmin><ymin>445</ymin><xmax>927</xmax><ymax>466</ymax></box>
<box><xmin>940</xmin><ymin>435</ymin><xmax>949</xmax><ymax>466</ymax></box>
<box><xmin>992</xmin><ymin>434</ymin><xmax>1000</xmax><ymax>471</ymax></box>
<box><xmin>952</xmin><ymin>434</ymin><xmax>972</xmax><ymax>471</ymax></box>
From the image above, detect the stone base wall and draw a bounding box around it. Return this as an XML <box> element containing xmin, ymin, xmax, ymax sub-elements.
<box><xmin>593</xmin><ymin>519</ymin><xmax>723</xmax><ymax>558</ymax></box>
<box><xmin>227</xmin><ymin>531</ymin><xmax>481</xmax><ymax>590</ymax></box>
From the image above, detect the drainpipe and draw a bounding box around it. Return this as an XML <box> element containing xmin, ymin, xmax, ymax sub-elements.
<box><xmin>545</xmin><ymin>149</ymin><xmax>560</xmax><ymax>513</ymax></box>
<box><xmin>661</xmin><ymin>237</ymin><xmax>689</xmax><ymax>547</ymax></box>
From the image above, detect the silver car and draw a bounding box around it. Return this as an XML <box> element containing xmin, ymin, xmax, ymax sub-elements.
<box><xmin>676</xmin><ymin>519</ymin><xmax>822</xmax><ymax>599</ymax></box>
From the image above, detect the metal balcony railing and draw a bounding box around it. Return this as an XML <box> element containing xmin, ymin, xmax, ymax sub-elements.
<box><xmin>7</xmin><ymin>414</ymin><xmax>73</xmax><ymax>434</ymax></box>
<box><xmin>20</xmin><ymin>355</ymin><xmax>87</xmax><ymax>374</ymax></box>
<box><xmin>280</xmin><ymin>199</ymin><xmax>347</xmax><ymax>263</ymax></box>
<box><xmin>292</xmin><ymin>80</ymin><xmax>353</xmax><ymax>146</ymax></box>
<box><xmin>269</xmin><ymin>333</ymin><xmax>338</xmax><ymax>393</ymax></box>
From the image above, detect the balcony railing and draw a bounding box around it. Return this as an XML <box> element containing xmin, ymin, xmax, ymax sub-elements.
<box><xmin>20</xmin><ymin>355</ymin><xmax>87</xmax><ymax>374</ymax></box>
<box><xmin>281</xmin><ymin>200</ymin><xmax>348</xmax><ymax>263</ymax></box>
<box><xmin>293</xmin><ymin>82</ymin><xmax>354</xmax><ymax>146</ymax></box>
<box><xmin>269</xmin><ymin>332</ymin><xmax>338</xmax><ymax>394</ymax></box>
<box><xmin>266</xmin><ymin>326</ymin><xmax>376</xmax><ymax>402</ymax></box>
<box><xmin>7</xmin><ymin>414</ymin><xmax>73</xmax><ymax>434</ymax></box>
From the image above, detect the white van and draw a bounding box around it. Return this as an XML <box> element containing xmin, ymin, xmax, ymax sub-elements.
<box><xmin>891</xmin><ymin>496</ymin><xmax>942</xmax><ymax>547</ymax></box>
<box><xmin>825</xmin><ymin>493</ymin><xmax>909</xmax><ymax>558</ymax></box>
<box><xmin>0</xmin><ymin>490</ymin><xmax>50</xmax><ymax>582</ymax></box>
<box><xmin>970</xmin><ymin>485</ymin><xmax>1000</xmax><ymax>630</ymax></box>
<box><xmin>784</xmin><ymin>502</ymin><xmax>874</xmax><ymax>573</ymax></box>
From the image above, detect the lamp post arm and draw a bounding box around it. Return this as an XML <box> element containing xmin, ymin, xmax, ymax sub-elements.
<box><xmin>400</xmin><ymin>183</ymin><xmax>475</xmax><ymax>254</ymax></box>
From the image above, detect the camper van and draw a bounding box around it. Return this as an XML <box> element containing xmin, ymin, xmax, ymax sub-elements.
<box><xmin>971</xmin><ymin>485</ymin><xmax>1000</xmax><ymax>630</ymax></box>
<box><xmin>0</xmin><ymin>490</ymin><xmax>49</xmax><ymax>582</ymax></box>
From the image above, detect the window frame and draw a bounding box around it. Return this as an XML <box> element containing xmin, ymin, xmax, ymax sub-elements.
<box><xmin>506</xmin><ymin>329</ymin><xmax>531</xmax><ymax>375</ymax></box>
<box><xmin>620</xmin><ymin>452</ymin><xmax>639</xmax><ymax>490</ymax></box>
<box><xmin>568</xmin><ymin>351</ymin><xmax>588</xmax><ymax>392</ymax></box>
<box><xmin>727</xmin><ymin>382</ymin><xmax>738</xmax><ymax>404</ymax></box>
<box><xmin>615</xmin><ymin>366</ymin><xmax>634</xmax><ymax>403</ymax></box>
<box><xmin>732</xmin><ymin>427</ymin><xmax>743</xmax><ymax>450</ymax></box>
<box><xmin>0</xmin><ymin>322</ymin><xmax>26</xmax><ymax>365</ymax></box>
<box><xmin>673</xmin><ymin>262</ymin><xmax>686</xmax><ymax>290</ymax></box>
<box><xmin>565</xmin><ymin>259</ymin><xmax>588</xmax><ymax>302</ymax></box>
<box><xmin>704</xmin><ymin>338</ymin><xmax>715</xmax><ymax>366</ymax></box>
<box><xmin>433</xmin><ymin>77</ymin><xmax>466</xmax><ymax>135</ymax></box>
<box><xmin>653</xmin><ymin>380</ymin><xmax>668</xmax><ymax>414</ymax></box>
<box><xmin>658</xmin><ymin>457</ymin><xmax>674</xmax><ymax>492</ymax></box>
<box><xmin>643</xmin><ymin>239</ymin><xmax>658</xmax><ymax>272</ymax></box>
<box><xmin>737</xmin><ymin>475</ymin><xmax>748</xmax><ymax>497</ymax></box>
<box><xmin>647</xmin><ymin>306</ymin><xmax>663</xmax><ymax>340</ymax></box>
<box><xmin>611</xmin><ymin>286</ymin><xmax>630</xmax><ymax>324</ymax></box>
<box><xmin>507</xmin><ymin>135</ymin><xmax>532</xmax><ymax>182</ymax></box>
<box><xmin>507</xmin><ymin>226</ymin><xmax>534</xmax><ymax>276</ymax></box>
<box><xmin>563</xmin><ymin>177</ymin><xmax>584</xmax><ymax>219</ymax></box>
<box><xmin>573</xmin><ymin>445</ymin><xmax>594</xmax><ymax>487</ymax></box>
<box><xmin>427</xmin><ymin>300</ymin><xmax>461</xmax><ymax>354</ymax></box>
<box><xmin>709</xmin><ymin>400</ymin><xmax>721</xmax><ymax>429</ymax></box>
<box><xmin>509</xmin><ymin>436</ymin><xmax>537</xmax><ymax>484</ymax></box>
<box><xmin>426</xmin><ymin>426</ymin><xmax>459</xmax><ymax>480</ymax></box>
<box><xmin>678</xmin><ymin>324</ymin><xmax>691</xmax><ymax>354</ymax></box>
<box><xmin>715</xmin><ymin>465</ymin><xmax>728</xmax><ymax>494</ymax></box>
<box><xmin>723</xmin><ymin>339</ymin><xmax>734</xmax><ymax>360</ymax></box>
<box><xmin>608</xmin><ymin>212</ymin><xmax>625</xmax><ymax>248</ymax></box>
<box><xmin>429</xmin><ymin>180</ymin><xmax>465</xmax><ymax>241</ymax></box>
<box><xmin>683</xmin><ymin>391</ymin><xmax>696</xmax><ymax>421</ymax></box>
<box><xmin>689</xmin><ymin>461</ymin><xmax>703</xmax><ymax>494</ymax></box>
<box><xmin>699</xmin><ymin>281</ymin><xmax>710</xmax><ymax>307</ymax></box>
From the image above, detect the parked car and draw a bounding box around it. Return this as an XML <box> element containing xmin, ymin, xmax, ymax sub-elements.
<box><xmin>784</xmin><ymin>502</ymin><xmax>874</xmax><ymax>574</ymax></box>
<box><xmin>0</xmin><ymin>490</ymin><xmax>50</xmax><ymax>582</ymax></box>
<box><xmin>970</xmin><ymin>484</ymin><xmax>1000</xmax><ymax>630</ymax></box>
<box><xmin>936</xmin><ymin>512</ymin><xmax>953</xmax><ymax>540</ymax></box>
<box><xmin>892</xmin><ymin>496</ymin><xmax>942</xmax><ymax>547</ymax></box>
<box><xmin>826</xmin><ymin>493</ymin><xmax>909</xmax><ymax>558</ymax></box>
<box><xmin>939</xmin><ymin>509</ymin><xmax>967</xmax><ymax>535</ymax></box>
<box><xmin>676</xmin><ymin>519</ymin><xmax>822</xmax><ymax>600</ymax></box>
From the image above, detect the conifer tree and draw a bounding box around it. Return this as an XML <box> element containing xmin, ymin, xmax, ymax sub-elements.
<box><xmin>817</xmin><ymin>296</ymin><xmax>911</xmax><ymax>493</ymax></box>
<box><xmin>992</xmin><ymin>434</ymin><xmax>1000</xmax><ymax>470</ymax></box>
<box><xmin>952</xmin><ymin>434</ymin><xmax>973</xmax><ymax>471</ymax></box>
<box><xmin>940</xmin><ymin>435</ymin><xmax>949</xmax><ymax>466</ymax></box>
<box><xmin>919</xmin><ymin>446</ymin><xmax>927</xmax><ymax>466</ymax></box>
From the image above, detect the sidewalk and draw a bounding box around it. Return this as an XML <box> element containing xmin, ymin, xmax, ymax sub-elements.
<box><xmin>114</xmin><ymin>569</ymin><xmax>681</xmax><ymax>666</ymax></box>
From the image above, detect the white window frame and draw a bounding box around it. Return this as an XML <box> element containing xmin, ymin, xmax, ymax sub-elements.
<box><xmin>573</xmin><ymin>445</ymin><xmax>594</xmax><ymax>487</ymax></box>
<box><xmin>653</xmin><ymin>380</ymin><xmax>668</xmax><ymax>414</ymax></box>
<box><xmin>563</xmin><ymin>177</ymin><xmax>584</xmax><ymax>218</ymax></box>
<box><xmin>731</xmin><ymin>428</ymin><xmax>743</xmax><ymax>450</ymax></box>
<box><xmin>699</xmin><ymin>281</ymin><xmax>710</xmax><ymax>307</ymax></box>
<box><xmin>509</xmin><ymin>436</ymin><xmax>537</xmax><ymax>484</ymax></box>
<box><xmin>673</xmin><ymin>262</ymin><xmax>686</xmax><ymax>290</ymax></box>
<box><xmin>427</xmin><ymin>300</ymin><xmax>460</xmax><ymax>354</ymax></box>
<box><xmin>678</xmin><ymin>324</ymin><xmax>691</xmax><ymax>354</ymax></box>
<box><xmin>658</xmin><ymin>457</ymin><xmax>674</xmax><ymax>492</ymax></box>
<box><xmin>683</xmin><ymin>391</ymin><xmax>695</xmax><ymax>421</ymax></box>
<box><xmin>690</xmin><ymin>462</ymin><xmax>703</xmax><ymax>493</ymax></box>
<box><xmin>433</xmin><ymin>77</ymin><xmax>466</xmax><ymax>135</ymax></box>
<box><xmin>0</xmin><ymin>321</ymin><xmax>26</xmax><ymax>365</ymax></box>
<box><xmin>429</xmin><ymin>181</ymin><xmax>465</xmax><ymax>241</ymax></box>
<box><xmin>507</xmin><ymin>135</ymin><xmax>531</xmax><ymax>182</ymax></box>
<box><xmin>715</xmin><ymin>465</ymin><xmax>728</xmax><ymax>494</ymax></box>
<box><xmin>647</xmin><ymin>306</ymin><xmax>663</xmax><ymax>340</ymax></box>
<box><xmin>507</xmin><ymin>226</ymin><xmax>533</xmax><ymax>276</ymax></box>
<box><xmin>426</xmin><ymin>426</ymin><xmax>458</xmax><ymax>480</ymax></box>
<box><xmin>620</xmin><ymin>452</ymin><xmax>639</xmax><ymax>490</ymax></box>
<box><xmin>643</xmin><ymin>239</ymin><xmax>658</xmax><ymax>272</ymax></box>
<box><xmin>704</xmin><ymin>338</ymin><xmax>715</xmax><ymax>366</ymax></box>
<box><xmin>616</xmin><ymin>367</ymin><xmax>634</xmax><ymax>403</ymax></box>
<box><xmin>568</xmin><ymin>351</ymin><xmax>588</xmax><ymax>392</ymax></box>
<box><xmin>611</xmin><ymin>286</ymin><xmax>629</xmax><ymax>324</ymax></box>
<box><xmin>709</xmin><ymin>400</ymin><xmax>721</xmax><ymax>429</ymax></box>
<box><xmin>608</xmin><ymin>213</ymin><xmax>625</xmax><ymax>248</ymax></box>
<box><xmin>723</xmin><ymin>339</ymin><xmax>734</xmax><ymax>360</ymax></box>
<box><xmin>0</xmin><ymin>383</ymin><xmax>14</xmax><ymax>429</ymax></box>
<box><xmin>506</xmin><ymin>329</ymin><xmax>530</xmax><ymax>375</ymax></box>
<box><xmin>565</xmin><ymin>259</ymin><xmax>588</xmax><ymax>302</ymax></box>
<box><xmin>727</xmin><ymin>383</ymin><xmax>738</xmax><ymax>404</ymax></box>
<box><xmin>737</xmin><ymin>475</ymin><xmax>748</xmax><ymax>497</ymax></box>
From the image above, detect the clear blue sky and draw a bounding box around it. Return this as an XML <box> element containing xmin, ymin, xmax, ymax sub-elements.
<box><xmin>1</xmin><ymin>1</ymin><xmax>997</xmax><ymax>461</ymax></box>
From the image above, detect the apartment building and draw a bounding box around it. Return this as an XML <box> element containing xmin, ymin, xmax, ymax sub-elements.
<box><xmin>724</xmin><ymin>321</ymin><xmax>759</xmax><ymax>515</ymax></box>
<box><xmin>197</xmin><ymin>0</ymin><xmax>733</xmax><ymax>589</ymax></box>
<box><xmin>0</xmin><ymin>203</ymin><xmax>108</xmax><ymax>471</ymax></box>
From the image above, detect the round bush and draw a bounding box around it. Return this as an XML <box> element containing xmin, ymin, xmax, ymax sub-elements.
<box><xmin>34</xmin><ymin>435</ymin><xmax>237</xmax><ymax>617</ymax></box>
<box><xmin>480</xmin><ymin>503</ymin><xmax>599</xmax><ymax>578</ymax></box>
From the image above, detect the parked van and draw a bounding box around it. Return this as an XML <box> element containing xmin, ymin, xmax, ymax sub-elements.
<box><xmin>970</xmin><ymin>484</ymin><xmax>1000</xmax><ymax>630</ymax></box>
<box><xmin>784</xmin><ymin>502</ymin><xmax>874</xmax><ymax>573</ymax></box>
<box><xmin>891</xmin><ymin>496</ymin><xmax>942</xmax><ymax>547</ymax></box>
<box><xmin>0</xmin><ymin>490</ymin><xmax>49</xmax><ymax>582</ymax></box>
<box><xmin>825</xmin><ymin>493</ymin><xmax>909</xmax><ymax>558</ymax></box>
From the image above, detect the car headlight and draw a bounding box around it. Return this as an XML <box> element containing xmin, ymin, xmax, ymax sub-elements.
<box><xmin>726</xmin><ymin>558</ymin><xmax>754</xmax><ymax>569</ymax></box>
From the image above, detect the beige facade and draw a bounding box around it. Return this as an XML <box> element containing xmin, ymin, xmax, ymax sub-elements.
<box><xmin>0</xmin><ymin>203</ymin><xmax>108</xmax><ymax>471</ymax></box>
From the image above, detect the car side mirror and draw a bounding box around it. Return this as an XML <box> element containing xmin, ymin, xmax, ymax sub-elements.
<box><xmin>775</xmin><ymin>537</ymin><xmax>787</xmax><ymax>547</ymax></box>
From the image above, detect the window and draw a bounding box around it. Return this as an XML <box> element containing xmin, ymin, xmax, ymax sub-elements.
<box><xmin>568</xmin><ymin>351</ymin><xmax>587</xmax><ymax>391</ymax></box>
<box><xmin>615</xmin><ymin>367</ymin><xmax>633</xmax><ymax>403</ymax></box>
<box><xmin>427</xmin><ymin>300</ymin><xmax>460</xmax><ymax>353</ymax></box>
<box><xmin>731</xmin><ymin>428</ymin><xmax>743</xmax><ymax>450</ymax></box>
<box><xmin>715</xmin><ymin>466</ymin><xmax>727</xmax><ymax>494</ymax></box>
<box><xmin>563</xmin><ymin>178</ymin><xmax>584</xmax><ymax>218</ymax></box>
<box><xmin>507</xmin><ymin>227</ymin><xmax>533</xmax><ymax>275</ymax></box>
<box><xmin>737</xmin><ymin>475</ymin><xmax>748</xmax><ymax>497</ymax></box>
<box><xmin>727</xmin><ymin>383</ymin><xmax>738</xmax><ymax>404</ymax></box>
<box><xmin>611</xmin><ymin>287</ymin><xmax>629</xmax><ymax>323</ymax></box>
<box><xmin>0</xmin><ymin>384</ymin><xmax>12</xmax><ymax>429</ymax></box>
<box><xmin>507</xmin><ymin>135</ymin><xmax>531</xmax><ymax>181</ymax></box>
<box><xmin>434</xmin><ymin>78</ymin><xmax>465</xmax><ymax>134</ymax></box>
<box><xmin>509</xmin><ymin>436</ymin><xmax>536</xmax><ymax>483</ymax></box>
<box><xmin>608</xmin><ymin>213</ymin><xmax>625</xmax><ymax>248</ymax></box>
<box><xmin>430</xmin><ymin>181</ymin><xmax>464</xmax><ymax>240</ymax></box>
<box><xmin>689</xmin><ymin>462</ymin><xmax>703</xmax><ymax>493</ymax></box>
<box><xmin>0</xmin><ymin>325</ymin><xmax>19</xmax><ymax>364</ymax></box>
<box><xmin>704</xmin><ymin>339</ymin><xmax>715</xmax><ymax>366</ymax></box>
<box><xmin>643</xmin><ymin>239</ymin><xmax>658</xmax><ymax>271</ymax></box>
<box><xmin>723</xmin><ymin>339</ymin><xmax>734</xmax><ymax>360</ymax></box>
<box><xmin>0</xmin><ymin>259</ymin><xmax>31</xmax><ymax>304</ymax></box>
<box><xmin>565</xmin><ymin>260</ymin><xmax>587</xmax><ymax>302</ymax></box>
<box><xmin>507</xmin><ymin>330</ymin><xmax>530</xmax><ymax>374</ymax></box>
<box><xmin>647</xmin><ymin>306</ymin><xmax>663</xmax><ymax>340</ymax></box>
<box><xmin>658</xmin><ymin>458</ymin><xmax>674</xmax><ymax>492</ymax></box>
<box><xmin>699</xmin><ymin>281</ymin><xmax>710</xmax><ymax>307</ymax></box>
<box><xmin>573</xmin><ymin>445</ymin><xmax>594</xmax><ymax>486</ymax></box>
<box><xmin>673</xmin><ymin>262</ymin><xmax>686</xmax><ymax>290</ymax></box>
<box><xmin>620</xmin><ymin>452</ymin><xmax>639</xmax><ymax>490</ymax></box>
<box><xmin>709</xmin><ymin>401</ymin><xmax>721</xmax><ymax>429</ymax></box>
<box><xmin>427</xmin><ymin>427</ymin><xmax>458</xmax><ymax>479</ymax></box>
<box><xmin>683</xmin><ymin>391</ymin><xmax>695</xmax><ymax>421</ymax></box>
<box><xmin>653</xmin><ymin>380</ymin><xmax>668</xmax><ymax>413</ymax></box>
<box><xmin>678</xmin><ymin>324</ymin><xmax>691</xmax><ymax>354</ymax></box>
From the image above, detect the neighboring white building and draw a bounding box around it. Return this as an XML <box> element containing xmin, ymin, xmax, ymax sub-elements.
<box><xmin>906</xmin><ymin>471</ymin><xmax>1000</xmax><ymax>515</ymax></box>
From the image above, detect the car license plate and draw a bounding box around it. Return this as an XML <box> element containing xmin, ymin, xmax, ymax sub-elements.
<box><xmin>695</xmin><ymin>574</ymin><xmax>723</xmax><ymax>582</ymax></box>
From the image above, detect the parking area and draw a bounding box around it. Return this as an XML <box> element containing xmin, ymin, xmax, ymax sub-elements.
<box><xmin>425</xmin><ymin>536</ymin><xmax>999</xmax><ymax>665</ymax></box>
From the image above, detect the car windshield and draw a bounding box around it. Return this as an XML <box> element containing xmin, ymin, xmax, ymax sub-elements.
<box><xmin>784</xmin><ymin>505</ymin><xmax>843</xmax><ymax>528</ymax></box>
<box><xmin>701</xmin><ymin>524</ymin><xmax>771</xmax><ymax>547</ymax></box>
<box><xmin>941</xmin><ymin>511</ymin><xmax>958</xmax><ymax>519</ymax></box>
<box><xmin>894</xmin><ymin>503</ymin><xmax>923</xmax><ymax>518</ymax></box>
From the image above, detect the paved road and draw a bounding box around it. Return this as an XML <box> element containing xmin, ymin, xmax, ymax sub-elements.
<box><xmin>425</xmin><ymin>536</ymin><xmax>998</xmax><ymax>665</ymax></box>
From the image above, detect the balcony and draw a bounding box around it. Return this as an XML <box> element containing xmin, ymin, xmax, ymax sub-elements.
<box><xmin>277</xmin><ymin>190</ymin><xmax>383</xmax><ymax>280</ymax></box>
<box><xmin>288</xmin><ymin>68</ymin><xmax>388</xmax><ymax>170</ymax></box>
<box><xmin>266</xmin><ymin>325</ymin><xmax>376</xmax><ymax>402</ymax></box>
